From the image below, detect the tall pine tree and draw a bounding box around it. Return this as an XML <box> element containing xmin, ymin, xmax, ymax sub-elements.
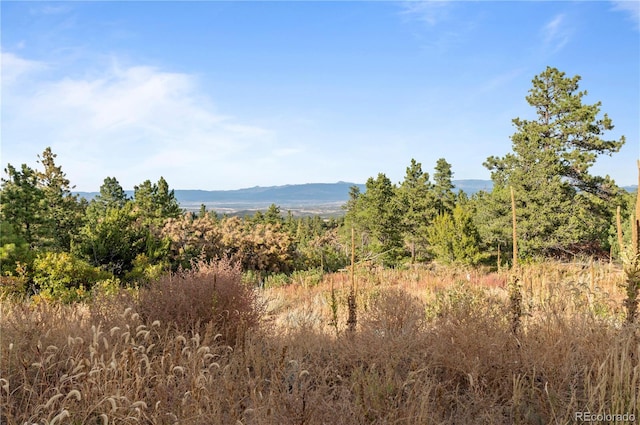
<box><xmin>483</xmin><ymin>67</ymin><xmax>625</xmax><ymax>256</ymax></box>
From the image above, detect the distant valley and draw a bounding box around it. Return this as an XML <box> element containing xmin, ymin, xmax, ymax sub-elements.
<box><xmin>75</xmin><ymin>180</ymin><xmax>637</xmax><ymax>216</ymax></box>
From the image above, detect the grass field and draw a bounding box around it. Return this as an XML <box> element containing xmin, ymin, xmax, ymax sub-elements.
<box><xmin>1</xmin><ymin>261</ymin><xmax>638</xmax><ymax>424</ymax></box>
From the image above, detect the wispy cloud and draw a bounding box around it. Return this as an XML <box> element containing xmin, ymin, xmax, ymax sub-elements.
<box><xmin>541</xmin><ymin>13</ymin><xmax>572</xmax><ymax>54</ymax></box>
<box><xmin>611</xmin><ymin>0</ymin><xmax>640</xmax><ymax>29</ymax></box>
<box><xmin>31</xmin><ymin>4</ymin><xmax>73</xmax><ymax>16</ymax></box>
<box><xmin>2</xmin><ymin>51</ymin><xmax>282</xmax><ymax>190</ymax></box>
<box><xmin>1</xmin><ymin>51</ymin><xmax>47</xmax><ymax>84</ymax></box>
<box><xmin>472</xmin><ymin>68</ymin><xmax>526</xmax><ymax>98</ymax></box>
<box><xmin>399</xmin><ymin>0</ymin><xmax>452</xmax><ymax>26</ymax></box>
<box><xmin>397</xmin><ymin>0</ymin><xmax>477</xmax><ymax>53</ymax></box>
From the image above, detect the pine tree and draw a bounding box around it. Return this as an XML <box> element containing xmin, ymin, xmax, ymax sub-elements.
<box><xmin>73</xmin><ymin>177</ymin><xmax>143</xmax><ymax>275</ymax></box>
<box><xmin>264</xmin><ymin>204</ymin><xmax>283</xmax><ymax>225</ymax></box>
<box><xmin>344</xmin><ymin>173</ymin><xmax>404</xmax><ymax>265</ymax></box>
<box><xmin>396</xmin><ymin>159</ymin><xmax>434</xmax><ymax>262</ymax></box>
<box><xmin>92</xmin><ymin>177</ymin><xmax>129</xmax><ymax>215</ymax></box>
<box><xmin>432</xmin><ymin>158</ymin><xmax>456</xmax><ymax>215</ymax></box>
<box><xmin>155</xmin><ymin>176</ymin><xmax>182</xmax><ymax>219</ymax></box>
<box><xmin>0</xmin><ymin>163</ymin><xmax>45</xmax><ymax>248</ymax></box>
<box><xmin>36</xmin><ymin>147</ymin><xmax>84</xmax><ymax>251</ymax></box>
<box><xmin>483</xmin><ymin>67</ymin><xmax>625</xmax><ymax>256</ymax></box>
<box><xmin>428</xmin><ymin>203</ymin><xmax>482</xmax><ymax>266</ymax></box>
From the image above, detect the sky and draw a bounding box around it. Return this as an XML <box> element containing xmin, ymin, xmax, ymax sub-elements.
<box><xmin>1</xmin><ymin>1</ymin><xmax>639</xmax><ymax>192</ymax></box>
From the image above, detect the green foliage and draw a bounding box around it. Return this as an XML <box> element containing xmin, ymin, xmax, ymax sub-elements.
<box><xmin>296</xmin><ymin>227</ymin><xmax>348</xmax><ymax>272</ymax></box>
<box><xmin>344</xmin><ymin>173</ymin><xmax>405</xmax><ymax>266</ymax></box>
<box><xmin>36</xmin><ymin>147</ymin><xmax>85</xmax><ymax>251</ymax></box>
<box><xmin>427</xmin><ymin>204</ymin><xmax>483</xmax><ymax>266</ymax></box>
<box><xmin>0</xmin><ymin>221</ymin><xmax>33</xmax><ymax>276</ymax></box>
<box><xmin>396</xmin><ymin>159</ymin><xmax>434</xmax><ymax>262</ymax></box>
<box><xmin>32</xmin><ymin>251</ymin><xmax>111</xmax><ymax>302</ymax></box>
<box><xmin>0</xmin><ymin>163</ymin><xmax>46</xmax><ymax>247</ymax></box>
<box><xmin>290</xmin><ymin>267</ymin><xmax>324</xmax><ymax>287</ymax></box>
<box><xmin>264</xmin><ymin>203</ymin><xmax>283</xmax><ymax>225</ymax></box>
<box><xmin>263</xmin><ymin>272</ymin><xmax>291</xmax><ymax>288</ymax></box>
<box><xmin>343</xmin><ymin>158</ymin><xmax>463</xmax><ymax>267</ymax></box>
<box><xmin>75</xmin><ymin>202</ymin><xmax>147</xmax><ymax>276</ymax></box>
<box><xmin>473</xmin><ymin>188</ymin><xmax>511</xmax><ymax>258</ymax></box>
<box><xmin>124</xmin><ymin>253</ymin><xmax>167</xmax><ymax>283</ymax></box>
<box><xmin>483</xmin><ymin>67</ymin><xmax>625</xmax><ymax>257</ymax></box>
<box><xmin>1</xmin><ymin>147</ymin><xmax>84</xmax><ymax>256</ymax></box>
<box><xmin>433</xmin><ymin>158</ymin><xmax>456</xmax><ymax>215</ymax></box>
<box><xmin>610</xmin><ymin>191</ymin><xmax>636</xmax><ymax>259</ymax></box>
<box><xmin>133</xmin><ymin>176</ymin><xmax>182</xmax><ymax>225</ymax></box>
<box><xmin>90</xmin><ymin>176</ymin><xmax>129</xmax><ymax>215</ymax></box>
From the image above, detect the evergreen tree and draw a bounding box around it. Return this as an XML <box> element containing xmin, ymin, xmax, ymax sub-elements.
<box><xmin>428</xmin><ymin>203</ymin><xmax>483</xmax><ymax>266</ymax></box>
<box><xmin>251</xmin><ymin>210</ymin><xmax>265</xmax><ymax>224</ymax></box>
<box><xmin>0</xmin><ymin>163</ymin><xmax>45</xmax><ymax>248</ymax></box>
<box><xmin>264</xmin><ymin>204</ymin><xmax>283</xmax><ymax>225</ymax></box>
<box><xmin>432</xmin><ymin>158</ymin><xmax>456</xmax><ymax>215</ymax></box>
<box><xmin>198</xmin><ymin>204</ymin><xmax>207</xmax><ymax>218</ymax></box>
<box><xmin>483</xmin><ymin>67</ymin><xmax>625</xmax><ymax>256</ymax></box>
<box><xmin>93</xmin><ymin>177</ymin><xmax>129</xmax><ymax>213</ymax></box>
<box><xmin>35</xmin><ymin>148</ymin><xmax>84</xmax><ymax>251</ymax></box>
<box><xmin>344</xmin><ymin>173</ymin><xmax>404</xmax><ymax>265</ymax></box>
<box><xmin>396</xmin><ymin>158</ymin><xmax>434</xmax><ymax>262</ymax></box>
<box><xmin>74</xmin><ymin>177</ymin><xmax>145</xmax><ymax>276</ymax></box>
<box><xmin>76</xmin><ymin>202</ymin><xmax>147</xmax><ymax>276</ymax></box>
<box><xmin>133</xmin><ymin>180</ymin><xmax>156</xmax><ymax>219</ymax></box>
<box><xmin>133</xmin><ymin>177</ymin><xmax>182</xmax><ymax>223</ymax></box>
<box><xmin>155</xmin><ymin>176</ymin><xmax>182</xmax><ymax>219</ymax></box>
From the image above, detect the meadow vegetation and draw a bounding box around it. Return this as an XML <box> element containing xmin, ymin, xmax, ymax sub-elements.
<box><xmin>2</xmin><ymin>261</ymin><xmax>638</xmax><ymax>424</ymax></box>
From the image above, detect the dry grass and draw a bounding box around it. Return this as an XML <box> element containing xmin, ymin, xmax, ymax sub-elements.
<box><xmin>1</xmin><ymin>261</ymin><xmax>638</xmax><ymax>424</ymax></box>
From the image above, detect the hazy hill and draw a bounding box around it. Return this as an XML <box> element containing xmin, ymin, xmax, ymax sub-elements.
<box><xmin>75</xmin><ymin>180</ymin><xmax>636</xmax><ymax>215</ymax></box>
<box><xmin>76</xmin><ymin>180</ymin><xmax>492</xmax><ymax>205</ymax></box>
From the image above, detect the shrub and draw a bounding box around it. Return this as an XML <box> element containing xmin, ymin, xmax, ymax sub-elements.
<box><xmin>136</xmin><ymin>258</ymin><xmax>263</xmax><ymax>344</ymax></box>
<box><xmin>123</xmin><ymin>253</ymin><xmax>167</xmax><ymax>283</ymax></box>
<box><xmin>264</xmin><ymin>272</ymin><xmax>290</xmax><ymax>288</ymax></box>
<box><xmin>290</xmin><ymin>267</ymin><xmax>324</xmax><ymax>288</ymax></box>
<box><xmin>32</xmin><ymin>251</ymin><xmax>111</xmax><ymax>303</ymax></box>
<box><xmin>361</xmin><ymin>288</ymin><xmax>426</xmax><ymax>337</ymax></box>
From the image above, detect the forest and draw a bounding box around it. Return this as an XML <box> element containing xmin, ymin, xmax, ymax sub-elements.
<box><xmin>1</xmin><ymin>67</ymin><xmax>639</xmax><ymax>424</ymax></box>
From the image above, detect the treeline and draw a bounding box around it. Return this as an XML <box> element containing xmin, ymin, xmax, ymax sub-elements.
<box><xmin>0</xmin><ymin>67</ymin><xmax>636</xmax><ymax>300</ymax></box>
<box><xmin>0</xmin><ymin>149</ymin><xmax>347</xmax><ymax>300</ymax></box>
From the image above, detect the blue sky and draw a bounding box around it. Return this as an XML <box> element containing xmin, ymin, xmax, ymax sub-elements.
<box><xmin>2</xmin><ymin>1</ymin><xmax>638</xmax><ymax>191</ymax></box>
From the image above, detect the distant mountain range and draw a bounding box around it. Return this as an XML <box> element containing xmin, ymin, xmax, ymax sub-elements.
<box><xmin>76</xmin><ymin>180</ymin><xmax>493</xmax><ymax>207</ymax></box>
<box><xmin>74</xmin><ymin>180</ymin><xmax>637</xmax><ymax>215</ymax></box>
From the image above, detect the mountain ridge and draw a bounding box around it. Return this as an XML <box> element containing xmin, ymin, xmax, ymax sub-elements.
<box><xmin>75</xmin><ymin>180</ymin><xmax>495</xmax><ymax>205</ymax></box>
<box><xmin>74</xmin><ymin>180</ymin><xmax>637</xmax><ymax>213</ymax></box>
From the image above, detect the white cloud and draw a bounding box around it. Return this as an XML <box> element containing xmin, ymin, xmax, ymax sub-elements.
<box><xmin>611</xmin><ymin>0</ymin><xmax>640</xmax><ymax>29</ymax></box>
<box><xmin>541</xmin><ymin>13</ymin><xmax>572</xmax><ymax>53</ymax></box>
<box><xmin>1</xmin><ymin>51</ymin><xmax>47</xmax><ymax>84</ymax></box>
<box><xmin>399</xmin><ymin>0</ymin><xmax>452</xmax><ymax>26</ymax></box>
<box><xmin>398</xmin><ymin>1</ymin><xmax>478</xmax><ymax>54</ymax></box>
<box><xmin>1</xmin><ymin>51</ymin><xmax>282</xmax><ymax>190</ymax></box>
<box><xmin>29</xmin><ymin>4</ymin><xmax>73</xmax><ymax>16</ymax></box>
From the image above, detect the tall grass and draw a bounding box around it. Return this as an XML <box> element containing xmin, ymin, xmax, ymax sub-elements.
<box><xmin>1</xmin><ymin>261</ymin><xmax>637</xmax><ymax>424</ymax></box>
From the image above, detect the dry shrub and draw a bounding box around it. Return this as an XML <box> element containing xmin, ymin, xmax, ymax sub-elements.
<box><xmin>360</xmin><ymin>288</ymin><xmax>426</xmax><ymax>337</ymax></box>
<box><xmin>136</xmin><ymin>258</ymin><xmax>262</xmax><ymax>344</ymax></box>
